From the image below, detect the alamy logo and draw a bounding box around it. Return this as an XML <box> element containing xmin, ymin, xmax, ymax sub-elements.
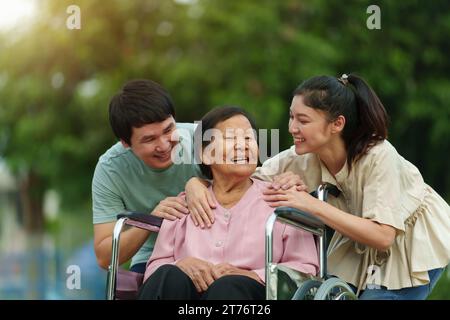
<box><xmin>366</xmin><ymin>264</ymin><xmax>381</xmax><ymax>289</ymax></box>
<box><xmin>366</xmin><ymin>5</ymin><xmax>381</xmax><ymax>30</ymax></box>
<box><xmin>171</xmin><ymin>123</ymin><xmax>281</xmax><ymax>174</ymax></box>
<box><xmin>66</xmin><ymin>5</ymin><xmax>81</xmax><ymax>30</ymax></box>
<box><xmin>66</xmin><ymin>265</ymin><xmax>81</xmax><ymax>290</ymax></box>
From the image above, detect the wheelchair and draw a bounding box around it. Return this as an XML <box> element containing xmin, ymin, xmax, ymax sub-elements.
<box><xmin>106</xmin><ymin>183</ymin><xmax>357</xmax><ymax>300</ymax></box>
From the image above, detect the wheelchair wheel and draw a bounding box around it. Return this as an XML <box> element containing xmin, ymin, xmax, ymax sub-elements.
<box><xmin>313</xmin><ymin>278</ymin><xmax>357</xmax><ymax>300</ymax></box>
<box><xmin>291</xmin><ymin>280</ymin><xmax>322</xmax><ymax>300</ymax></box>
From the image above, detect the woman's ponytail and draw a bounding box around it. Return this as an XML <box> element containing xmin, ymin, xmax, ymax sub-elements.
<box><xmin>345</xmin><ymin>74</ymin><xmax>388</xmax><ymax>165</ymax></box>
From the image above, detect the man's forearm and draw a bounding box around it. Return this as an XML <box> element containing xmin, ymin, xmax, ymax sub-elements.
<box><xmin>96</xmin><ymin>227</ymin><xmax>150</xmax><ymax>269</ymax></box>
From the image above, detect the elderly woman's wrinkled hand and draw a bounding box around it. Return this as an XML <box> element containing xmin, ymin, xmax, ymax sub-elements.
<box><xmin>176</xmin><ymin>257</ymin><xmax>215</xmax><ymax>292</ymax></box>
<box><xmin>212</xmin><ymin>263</ymin><xmax>263</xmax><ymax>284</ymax></box>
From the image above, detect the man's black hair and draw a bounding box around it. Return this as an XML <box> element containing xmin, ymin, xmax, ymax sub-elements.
<box><xmin>109</xmin><ymin>79</ymin><xmax>175</xmax><ymax>145</ymax></box>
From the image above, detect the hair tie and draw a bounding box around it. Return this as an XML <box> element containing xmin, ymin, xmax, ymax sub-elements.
<box><xmin>338</xmin><ymin>74</ymin><xmax>349</xmax><ymax>85</ymax></box>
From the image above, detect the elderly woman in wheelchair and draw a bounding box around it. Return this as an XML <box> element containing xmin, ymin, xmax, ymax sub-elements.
<box><xmin>135</xmin><ymin>106</ymin><xmax>319</xmax><ymax>300</ymax></box>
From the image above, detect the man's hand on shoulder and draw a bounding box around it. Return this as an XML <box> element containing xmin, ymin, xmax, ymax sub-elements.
<box><xmin>151</xmin><ymin>196</ymin><xmax>189</xmax><ymax>220</ymax></box>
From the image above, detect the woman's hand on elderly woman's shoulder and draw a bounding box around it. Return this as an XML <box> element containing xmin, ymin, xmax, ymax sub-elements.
<box><xmin>262</xmin><ymin>186</ymin><xmax>318</xmax><ymax>213</ymax></box>
<box><xmin>269</xmin><ymin>171</ymin><xmax>308</xmax><ymax>191</ymax></box>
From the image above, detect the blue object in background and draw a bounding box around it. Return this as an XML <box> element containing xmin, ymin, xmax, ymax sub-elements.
<box><xmin>63</xmin><ymin>239</ymin><xmax>107</xmax><ymax>300</ymax></box>
<box><xmin>0</xmin><ymin>239</ymin><xmax>107</xmax><ymax>300</ymax></box>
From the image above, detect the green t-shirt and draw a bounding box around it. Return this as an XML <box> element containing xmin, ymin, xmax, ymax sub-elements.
<box><xmin>92</xmin><ymin>122</ymin><xmax>202</xmax><ymax>266</ymax></box>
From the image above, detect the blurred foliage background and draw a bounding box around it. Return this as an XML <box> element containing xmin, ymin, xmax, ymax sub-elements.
<box><xmin>0</xmin><ymin>0</ymin><xmax>448</xmax><ymax>299</ymax></box>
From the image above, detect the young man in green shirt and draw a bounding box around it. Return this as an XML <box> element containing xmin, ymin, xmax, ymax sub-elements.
<box><xmin>92</xmin><ymin>79</ymin><xmax>204</xmax><ymax>273</ymax></box>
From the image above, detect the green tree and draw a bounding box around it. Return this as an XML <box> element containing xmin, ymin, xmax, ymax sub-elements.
<box><xmin>0</xmin><ymin>0</ymin><xmax>449</xmax><ymax>234</ymax></box>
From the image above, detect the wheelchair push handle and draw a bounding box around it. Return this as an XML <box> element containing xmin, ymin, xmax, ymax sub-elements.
<box><xmin>310</xmin><ymin>182</ymin><xmax>341</xmax><ymax>202</ymax></box>
<box><xmin>117</xmin><ymin>211</ymin><xmax>163</xmax><ymax>228</ymax></box>
<box><xmin>274</xmin><ymin>207</ymin><xmax>325</xmax><ymax>232</ymax></box>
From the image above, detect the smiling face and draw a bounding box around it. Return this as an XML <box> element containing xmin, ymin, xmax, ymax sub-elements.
<box><xmin>289</xmin><ymin>95</ymin><xmax>339</xmax><ymax>155</ymax></box>
<box><xmin>203</xmin><ymin>115</ymin><xmax>258</xmax><ymax>179</ymax></box>
<box><xmin>122</xmin><ymin>116</ymin><xmax>178</xmax><ymax>169</ymax></box>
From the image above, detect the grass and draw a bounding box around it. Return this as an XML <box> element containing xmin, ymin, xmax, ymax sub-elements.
<box><xmin>428</xmin><ymin>266</ymin><xmax>450</xmax><ymax>300</ymax></box>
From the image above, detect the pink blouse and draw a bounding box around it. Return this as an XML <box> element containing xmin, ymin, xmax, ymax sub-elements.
<box><xmin>144</xmin><ymin>178</ymin><xmax>319</xmax><ymax>283</ymax></box>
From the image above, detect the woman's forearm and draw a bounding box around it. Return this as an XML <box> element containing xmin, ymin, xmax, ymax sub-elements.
<box><xmin>311</xmin><ymin>200</ymin><xmax>396</xmax><ymax>251</ymax></box>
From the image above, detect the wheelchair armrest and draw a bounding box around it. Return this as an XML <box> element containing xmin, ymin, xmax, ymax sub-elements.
<box><xmin>117</xmin><ymin>212</ymin><xmax>163</xmax><ymax>232</ymax></box>
<box><xmin>275</xmin><ymin>207</ymin><xmax>325</xmax><ymax>230</ymax></box>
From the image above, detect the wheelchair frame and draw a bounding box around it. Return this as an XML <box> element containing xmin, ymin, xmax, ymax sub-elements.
<box><xmin>106</xmin><ymin>213</ymin><xmax>162</xmax><ymax>300</ymax></box>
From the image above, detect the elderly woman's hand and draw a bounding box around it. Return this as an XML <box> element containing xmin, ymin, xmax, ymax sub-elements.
<box><xmin>176</xmin><ymin>257</ymin><xmax>215</xmax><ymax>292</ymax></box>
<box><xmin>269</xmin><ymin>171</ymin><xmax>308</xmax><ymax>191</ymax></box>
<box><xmin>212</xmin><ymin>263</ymin><xmax>263</xmax><ymax>284</ymax></box>
<box><xmin>185</xmin><ymin>177</ymin><xmax>216</xmax><ymax>228</ymax></box>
